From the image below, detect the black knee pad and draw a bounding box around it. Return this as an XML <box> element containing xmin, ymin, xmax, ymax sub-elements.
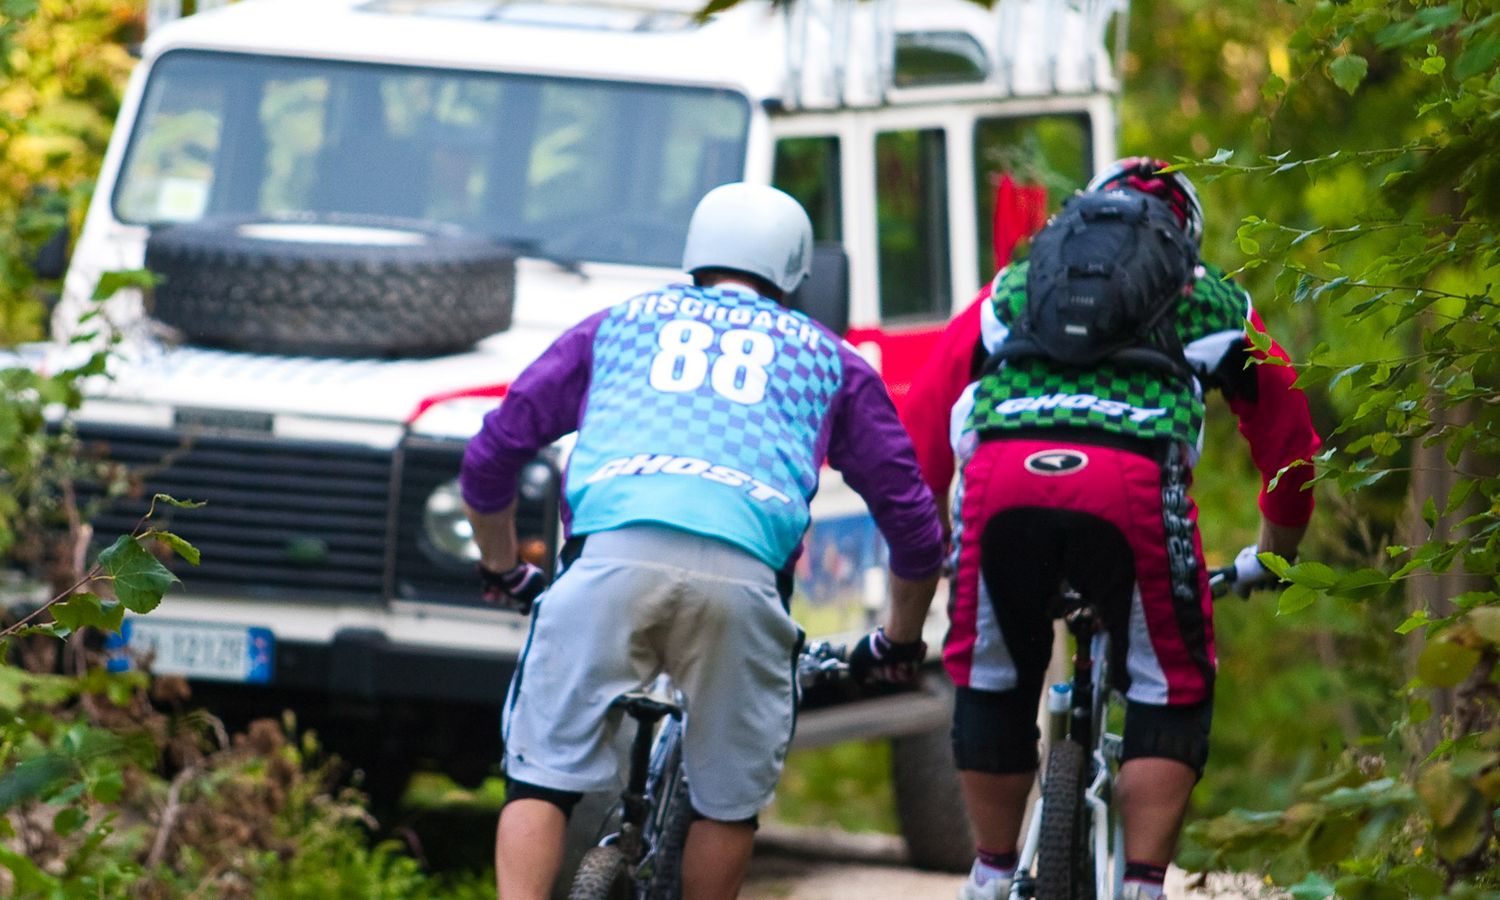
<box><xmin>1122</xmin><ymin>699</ymin><xmax>1212</xmax><ymax>775</ymax></box>
<box><xmin>504</xmin><ymin>777</ymin><xmax>584</xmax><ymax>818</ymax></box>
<box><xmin>952</xmin><ymin>686</ymin><xmax>1041</xmax><ymax>773</ymax></box>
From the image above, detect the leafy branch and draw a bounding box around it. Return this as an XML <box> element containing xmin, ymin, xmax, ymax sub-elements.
<box><xmin>1</xmin><ymin>493</ymin><xmax>202</xmax><ymax>648</ymax></box>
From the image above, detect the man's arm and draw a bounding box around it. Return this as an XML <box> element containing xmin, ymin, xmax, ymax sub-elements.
<box><xmin>459</xmin><ymin>312</ymin><xmax>603</xmax><ymax>571</ymax></box>
<box><xmin>468</xmin><ymin>499</ymin><xmax>521</xmax><ymax>574</ymax></box>
<box><xmin>883</xmin><ymin>572</ymin><xmax>942</xmax><ymax>644</ymax></box>
<box><xmin>827</xmin><ymin>350</ymin><xmax>946</xmax><ymax>646</ymax></box>
<box><xmin>1223</xmin><ymin>308</ymin><xmax>1322</xmax><ymax>543</ymax></box>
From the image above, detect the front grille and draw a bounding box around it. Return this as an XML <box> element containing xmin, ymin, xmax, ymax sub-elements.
<box><xmin>77</xmin><ymin>423</ymin><xmax>393</xmax><ymax>602</ymax></box>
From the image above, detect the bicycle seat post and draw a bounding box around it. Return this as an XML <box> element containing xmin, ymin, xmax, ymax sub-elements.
<box><xmin>614</xmin><ymin>694</ymin><xmax>681</xmax><ymax>831</ymax></box>
<box><xmin>1062</xmin><ymin>600</ymin><xmax>1098</xmax><ymax>747</ymax></box>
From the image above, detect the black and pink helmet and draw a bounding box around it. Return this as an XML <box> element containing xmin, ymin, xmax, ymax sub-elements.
<box><xmin>1086</xmin><ymin>157</ymin><xmax>1205</xmax><ymax>245</ymax></box>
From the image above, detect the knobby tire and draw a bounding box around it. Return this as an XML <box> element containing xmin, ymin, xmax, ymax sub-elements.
<box><xmin>1036</xmin><ymin>739</ymin><xmax>1094</xmax><ymax>900</ymax></box>
<box><xmin>568</xmin><ymin>845</ymin><xmax>632</xmax><ymax>900</ymax></box>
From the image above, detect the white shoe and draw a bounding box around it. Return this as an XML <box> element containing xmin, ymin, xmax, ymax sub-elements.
<box><xmin>1117</xmin><ymin>883</ymin><xmax>1163</xmax><ymax>900</ymax></box>
<box><xmin>957</xmin><ymin>870</ymin><xmax>1012</xmax><ymax>900</ymax></box>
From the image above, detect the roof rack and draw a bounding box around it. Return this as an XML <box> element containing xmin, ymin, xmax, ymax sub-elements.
<box><xmin>142</xmin><ymin>0</ymin><xmax>1128</xmax><ymax>108</ymax></box>
<box><xmin>779</xmin><ymin>0</ymin><xmax>1128</xmax><ymax>110</ymax></box>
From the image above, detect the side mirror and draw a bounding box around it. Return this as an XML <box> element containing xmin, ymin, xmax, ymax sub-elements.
<box><xmin>32</xmin><ymin>224</ymin><xmax>71</xmax><ymax>281</ymax></box>
<box><xmin>788</xmin><ymin>241</ymin><xmax>849</xmax><ymax>337</ymax></box>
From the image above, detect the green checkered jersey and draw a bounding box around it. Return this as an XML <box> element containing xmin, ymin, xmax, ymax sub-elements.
<box><xmin>966</xmin><ymin>261</ymin><xmax>1251</xmax><ymax>444</ymax></box>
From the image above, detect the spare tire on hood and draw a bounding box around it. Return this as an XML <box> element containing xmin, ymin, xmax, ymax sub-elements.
<box><xmin>144</xmin><ymin>215</ymin><xmax>516</xmax><ymax>358</ymax></box>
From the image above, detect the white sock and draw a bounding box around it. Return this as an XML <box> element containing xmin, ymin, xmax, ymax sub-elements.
<box><xmin>1124</xmin><ymin>879</ymin><xmax>1166</xmax><ymax>899</ymax></box>
<box><xmin>970</xmin><ymin>858</ymin><xmax>1014</xmax><ymax>886</ymax></box>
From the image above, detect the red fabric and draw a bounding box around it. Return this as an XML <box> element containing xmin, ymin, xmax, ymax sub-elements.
<box><xmin>898</xmin><ymin>287</ymin><xmax>989</xmax><ymax>528</ymax></box>
<box><xmin>1227</xmin><ymin>310</ymin><xmax>1322</xmax><ymax>527</ymax></box>
<box><xmin>843</xmin><ymin>323</ymin><xmax>948</xmax><ymax>414</ymax></box>
<box><xmin>991</xmin><ymin>174</ymin><xmax>1048</xmax><ymax>272</ymax></box>
<box><xmin>954</xmin><ymin>438</ymin><xmax>1212</xmax><ymax>699</ymax></box>
<box><xmin>946</xmin><ymin>439</ymin><xmax>1214</xmax><ymax>703</ymax></box>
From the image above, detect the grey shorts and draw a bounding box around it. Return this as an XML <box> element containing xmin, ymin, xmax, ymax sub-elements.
<box><xmin>502</xmin><ymin>524</ymin><xmax>801</xmax><ymax>821</ymax></box>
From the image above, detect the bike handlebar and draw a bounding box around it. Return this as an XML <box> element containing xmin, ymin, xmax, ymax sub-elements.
<box><xmin>797</xmin><ymin>640</ymin><xmax>851</xmax><ymax>691</ymax></box>
<box><xmin>1207</xmin><ymin>565</ymin><xmax>1237</xmax><ymax>599</ymax></box>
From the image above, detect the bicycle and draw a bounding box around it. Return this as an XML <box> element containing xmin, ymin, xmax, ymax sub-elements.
<box><xmin>1007</xmin><ymin>565</ymin><xmax>1239</xmax><ymax>900</ymax></box>
<box><xmin>567</xmin><ymin>640</ymin><xmax>851</xmax><ymax>900</ymax></box>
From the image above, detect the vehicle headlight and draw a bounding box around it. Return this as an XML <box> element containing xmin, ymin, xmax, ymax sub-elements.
<box><xmin>423</xmin><ymin>479</ymin><xmax>479</xmax><ymax>563</ymax></box>
<box><xmin>421</xmin><ymin>460</ymin><xmax>558</xmax><ymax>567</ymax></box>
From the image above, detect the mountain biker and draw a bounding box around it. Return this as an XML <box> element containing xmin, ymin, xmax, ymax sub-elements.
<box><xmin>459</xmin><ymin>182</ymin><xmax>945</xmax><ymax>900</ymax></box>
<box><xmin>902</xmin><ymin>158</ymin><xmax>1321</xmax><ymax>900</ymax></box>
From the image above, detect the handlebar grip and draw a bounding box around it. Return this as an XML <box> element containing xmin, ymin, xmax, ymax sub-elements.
<box><xmin>1207</xmin><ymin>565</ymin><xmax>1237</xmax><ymax>599</ymax></box>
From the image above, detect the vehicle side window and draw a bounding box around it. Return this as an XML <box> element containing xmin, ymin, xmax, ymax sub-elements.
<box><xmin>773</xmin><ymin>136</ymin><xmax>842</xmax><ymax>242</ymax></box>
<box><xmin>973</xmin><ymin>114</ymin><xmax>1091</xmax><ymax>281</ymax></box>
<box><xmin>876</xmin><ymin>127</ymin><xmax>949</xmax><ymax>321</ymax></box>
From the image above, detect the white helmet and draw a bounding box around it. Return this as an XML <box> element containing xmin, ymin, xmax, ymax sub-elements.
<box><xmin>682</xmin><ymin>182</ymin><xmax>813</xmax><ymax>295</ymax></box>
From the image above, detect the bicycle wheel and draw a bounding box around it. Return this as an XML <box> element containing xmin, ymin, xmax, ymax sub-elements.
<box><xmin>643</xmin><ymin>727</ymin><xmax>692</xmax><ymax>900</ymax></box>
<box><xmin>1036</xmin><ymin>739</ymin><xmax>1094</xmax><ymax>900</ymax></box>
<box><xmin>568</xmin><ymin>845</ymin><xmax>632</xmax><ymax>900</ymax></box>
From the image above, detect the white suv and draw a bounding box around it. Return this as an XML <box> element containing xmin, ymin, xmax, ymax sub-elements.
<box><xmin>41</xmin><ymin>0</ymin><xmax>1124</xmax><ymax>869</ymax></box>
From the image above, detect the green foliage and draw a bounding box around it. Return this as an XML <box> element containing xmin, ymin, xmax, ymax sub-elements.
<box><xmin>771</xmin><ymin>740</ymin><xmax>899</xmax><ymax>834</ymax></box>
<box><xmin>1166</xmin><ymin>0</ymin><xmax>1500</xmax><ymax>892</ymax></box>
<box><xmin>0</xmin><ymin>0</ymin><xmax>138</xmax><ymax>344</ymax></box>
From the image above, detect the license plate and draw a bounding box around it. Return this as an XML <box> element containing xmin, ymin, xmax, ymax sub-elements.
<box><xmin>107</xmin><ymin>618</ymin><xmax>274</xmax><ymax>684</ymax></box>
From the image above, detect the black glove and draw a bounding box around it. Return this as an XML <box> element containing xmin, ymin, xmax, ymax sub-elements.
<box><xmin>849</xmin><ymin>627</ymin><xmax>926</xmax><ymax>686</ymax></box>
<box><xmin>478</xmin><ymin>561</ymin><xmax>547</xmax><ymax>614</ymax></box>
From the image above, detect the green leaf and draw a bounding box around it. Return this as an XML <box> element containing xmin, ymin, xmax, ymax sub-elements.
<box><xmin>1281</xmin><ymin>561</ymin><xmax>1338</xmax><ymax>590</ymax></box>
<box><xmin>1278</xmin><ymin>584</ymin><xmax>1319</xmax><ymax>616</ymax></box>
<box><xmin>90</xmin><ymin>269</ymin><xmax>155</xmax><ymax>301</ymax></box>
<box><xmin>53</xmin><ymin>806</ymin><xmax>87</xmax><ymax>837</ymax></box>
<box><xmin>1389</xmin><ymin>864</ymin><xmax>1446</xmax><ymax>899</ymax></box>
<box><xmin>1329</xmin><ymin>54</ymin><xmax>1369</xmax><ymax>94</ymax></box>
<box><xmin>1288</xmin><ymin>873</ymin><xmax>1334</xmax><ymax>900</ymax></box>
<box><xmin>1330</xmin><ymin>568</ymin><xmax>1390</xmax><ymax>599</ymax></box>
<box><xmin>0</xmin><ymin>755</ymin><xmax>74</xmax><ymax>813</ymax></box>
<box><xmin>90</xmin><ymin>769</ymin><xmax>124</xmax><ymax>804</ymax></box>
<box><xmin>49</xmin><ymin>592</ymin><xmax>125</xmax><ymax>634</ymax></box>
<box><xmin>1455</xmin><ymin>36</ymin><xmax>1500</xmax><ymax>80</ymax></box>
<box><xmin>1396</xmin><ymin>610</ymin><xmax>1431</xmax><ymax>635</ymax></box>
<box><xmin>152</xmin><ymin>492</ymin><xmax>206</xmax><ymax>509</ymax></box>
<box><xmin>1416</xmin><ymin>639</ymin><xmax>1481</xmax><ymax>688</ymax></box>
<box><xmin>152</xmin><ymin>530</ymin><xmax>200</xmax><ymax>566</ymax></box>
<box><xmin>97</xmin><ymin>535</ymin><xmax>180</xmax><ymax>614</ymax></box>
<box><xmin>0</xmin><ymin>845</ymin><xmax>59</xmax><ymax>894</ymax></box>
<box><xmin>1420</xmin><ymin>55</ymin><xmax>1446</xmax><ymax>75</ymax></box>
<box><xmin>1432</xmin><ymin>790</ymin><xmax>1488</xmax><ymax>861</ymax></box>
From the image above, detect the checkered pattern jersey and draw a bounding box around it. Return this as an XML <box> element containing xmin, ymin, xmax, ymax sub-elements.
<box><xmin>967</xmin><ymin>261</ymin><xmax>1249</xmax><ymax>443</ymax></box>
<box><xmin>565</xmin><ymin>285</ymin><xmax>844</xmax><ymax>569</ymax></box>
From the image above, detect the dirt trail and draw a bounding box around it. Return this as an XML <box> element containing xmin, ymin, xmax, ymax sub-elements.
<box><xmin>742</xmin><ymin>824</ymin><xmax>1271</xmax><ymax>899</ymax></box>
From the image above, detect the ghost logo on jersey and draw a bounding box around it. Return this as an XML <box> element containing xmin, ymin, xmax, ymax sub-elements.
<box><xmin>1023</xmin><ymin>448</ymin><xmax>1089</xmax><ymax>475</ymax></box>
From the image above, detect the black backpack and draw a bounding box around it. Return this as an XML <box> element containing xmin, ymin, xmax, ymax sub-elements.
<box><xmin>988</xmin><ymin>189</ymin><xmax>1199</xmax><ymax>380</ymax></box>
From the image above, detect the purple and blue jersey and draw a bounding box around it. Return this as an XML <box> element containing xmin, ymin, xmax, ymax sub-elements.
<box><xmin>460</xmin><ymin>283</ymin><xmax>943</xmax><ymax>580</ymax></box>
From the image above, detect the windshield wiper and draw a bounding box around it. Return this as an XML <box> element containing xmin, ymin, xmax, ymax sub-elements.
<box><xmin>492</xmin><ymin>237</ymin><xmax>589</xmax><ymax>280</ymax></box>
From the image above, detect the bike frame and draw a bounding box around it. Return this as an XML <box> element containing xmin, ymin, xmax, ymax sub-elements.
<box><xmin>1010</xmin><ymin>568</ymin><xmax>1238</xmax><ymax>899</ymax></box>
<box><xmin>594</xmin><ymin>683</ymin><xmax>688</xmax><ymax>894</ymax></box>
<box><xmin>1010</xmin><ymin>603</ymin><xmax>1125</xmax><ymax>900</ymax></box>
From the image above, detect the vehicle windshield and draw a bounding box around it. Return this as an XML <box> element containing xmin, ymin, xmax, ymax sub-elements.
<box><xmin>114</xmin><ymin>51</ymin><xmax>749</xmax><ymax>267</ymax></box>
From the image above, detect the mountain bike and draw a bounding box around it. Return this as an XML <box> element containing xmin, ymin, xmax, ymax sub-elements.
<box><xmin>567</xmin><ymin>640</ymin><xmax>851</xmax><ymax>900</ymax></box>
<box><xmin>1008</xmin><ymin>566</ymin><xmax>1237</xmax><ymax>900</ymax></box>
